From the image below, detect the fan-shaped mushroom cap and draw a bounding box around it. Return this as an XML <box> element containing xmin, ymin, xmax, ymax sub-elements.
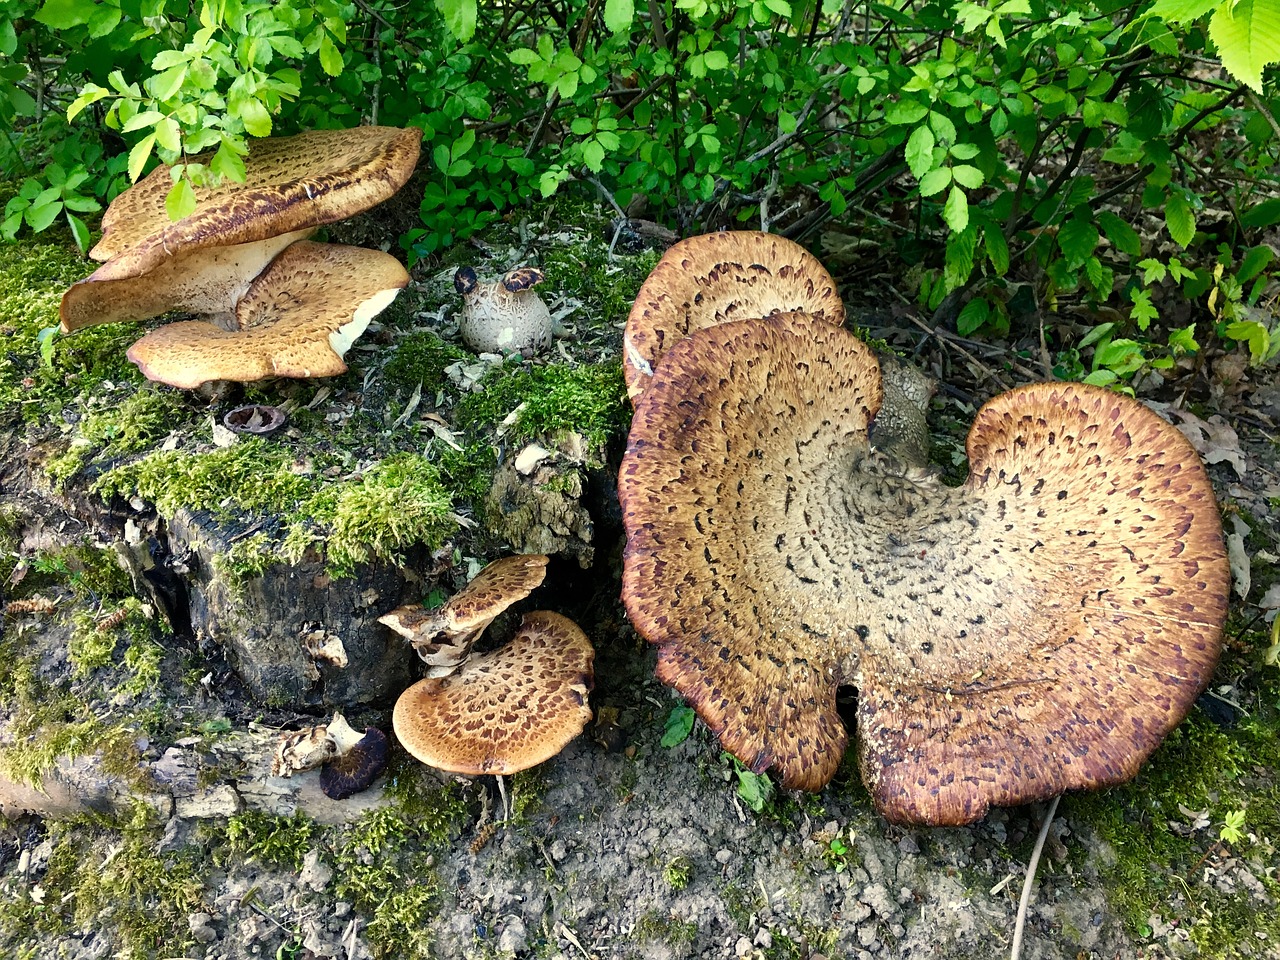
<box><xmin>380</xmin><ymin>555</ymin><xmax>549</xmax><ymax>676</ymax></box>
<box><xmin>623</xmin><ymin>231</ymin><xmax>844</xmax><ymax>403</ymax></box>
<box><xmin>392</xmin><ymin>610</ymin><xmax>595</xmax><ymax>775</ymax></box>
<box><xmin>124</xmin><ymin>241</ymin><xmax>408</xmax><ymax>388</ymax></box>
<box><xmin>61</xmin><ymin>126</ymin><xmax>420</xmax><ymax>334</ymax></box>
<box><xmin>619</xmin><ymin>311</ymin><xmax>1228</xmax><ymax>826</ymax></box>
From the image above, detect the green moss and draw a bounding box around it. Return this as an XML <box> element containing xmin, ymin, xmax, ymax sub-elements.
<box><xmin>663</xmin><ymin>855</ymin><xmax>693</xmax><ymax>891</ymax></box>
<box><xmin>384</xmin><ymin>331</ymin><xmax>469</xmax><ymax>394</ymax></box>
<box><xmin>456</xmin><ymin>362</ymin><xmax>629</xmax><ymax>455</ymax></box>
<box><xmin>328</xmin><ymin>799</ymin><xmax>464</xmax><ymax>960</ymax></box>
<box><xmin>44</xmin><ymin>386</ymin><xmax>189</xmax><ymax>487</ymax></box>
<box><xmin>211</xmin><ymin>531</ymin><xmax>279</xmax><ymax>585</ymax></box>
<box><xmin>435</xmin><ymin>439</ymin><xmax>498</xmax><ymax>509</ymax></box>
<box><xmin>223</xmin><ymin>810</ymin><xmax>318</xmax><ymax>870</ymax></box>
<box><xmin>541</xmin><ymin>243</ymin><xmax>662</xmax><ymax>329</ymax></box>
<box><xmin>1070</xmin><ymin>697</ymin><xmax>1280</xmax><ymax>955</ymax></box>
<box><xmin>633</xmin><ymin>911</ymin><xmax>699</xmax><ymax>945</ymax></box>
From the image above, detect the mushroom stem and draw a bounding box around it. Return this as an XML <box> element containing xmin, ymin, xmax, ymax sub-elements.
<box><xmin>326</xmin><ymin>713</ymin><xmax>365</xmax><ymax>756</ymax></box>
<box><xmin>1010</xmin><ymin>794</ymin><xmax>1060</xmax><ymax>960</ymax></box>
<box><xmin>495</xmin><ymin>774</ymin><xmax>509</xmax><ymax>823</ymax></box>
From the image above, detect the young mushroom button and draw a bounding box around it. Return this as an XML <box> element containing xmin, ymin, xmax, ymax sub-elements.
<box><xmin>618</xmin><ymin>310</ymin><xmax>1229</xmax><ymax>827</ymax></box>
<box><xmin>392</xmin><ymin>610</ymin><xmax>595</xmax><ymax>777</ymax></box>
<box><xmin>454</xmin><ymin>265</ymin><xmax>553</xmax><ymax>357</ymax></box>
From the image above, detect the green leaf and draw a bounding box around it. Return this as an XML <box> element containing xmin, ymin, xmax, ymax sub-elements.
<box><xmin>984</xmin><ymin>227</ymin><xmax>1010</xmax><ymax>275</ymax></box>
<box><xmin>1057</xmin><ymin>214</ymin><xmax>1099</xmax><ymax>269</ymax></box>
<box><xmin>1097</xmin><ymin>211</ymin><xmax>1141</xmax><ymax>257</ymax></box>
<box><xmin>1138</xmin><ymin>258</ymin><xmax>1167</xmax><ymax>284</ymax></box>
<box><xmin>1242</xmin><ymin>198</ymin><xmax>1280</xmax><ymax>228</ymax></box>
<box><xmin>660</xmin><ymin>706</ymin><xmax>695</xmax><ymax>748</ymax></box>
<box><xmin>1168</xmin><ymin>323</ymin><xmax>1199</xmax><ymax>355</ymax></box>
<box><xmin>128</xmin><ymin>133</ymin><xmax>156</xmax><ymax>182</ymax></box>
<box><xmin>1082</xmin><ymin>368</ymin><xmax>1119</xmax><ymax>386</ymax></box>
<box><xmin>1238</xmin><ymin>244</ymin><xmax>1274</xmax><ymax>282</ymax></box>
<box><xmin>508</xmin><ymin>48</ymin><xmax>540</xmax><ymax>65</ymax></box>
<box><xmin>436</xmin><ymin>0</ymin><xmax>477</xmax><ymax>42</ymax></box>
<box><xmin>919</xmin><ymin>167</ymin><xmax>951</xmax><ymax>197</ymax></box>
<box><xmin>943</xmin><ymin>185</ymin><xmax>969</xmax><ymax>233</ymax></box>
<box><xmin>956</xmin><ymin>297</ymin><xmax>991</xmax><ymax>336</ymax></box>
<box><xmin>66</xmin><ymin>212</ymin><xmax>91</xmax><ymax>254</ymax></box>
<box><xmin>26</xmin><ymin>200</ymin><xmax>62</xmax><ymax>232</ymax></box>
<box><xmin>951</xmin><ymin>164</ymin><xmax>984</xmax><ymax>189</ymax></box>
<box><xmin>905</xmin><ymin>125</ymin><xmax>935</xmax><ymax>179</ymax></box>
<box><xmin>166</xmin><ymin>179</ymin><xmax>196</xmax><ymax>221</ymax></box>
<box><xmin>239</xmin><ymin>98</ymin><xmax>272</xmax><ymax>137</ymax></box>
<box><xmin>1147</xmin><ymin>0</ymin><xmax>1219</xmax><ymax>20</ymax></box>
<box><xmin>1209</xmin><ymin>0</ymin><xmax>1280</xmax><ymax>93</ymax></box>
<box><xmin>582</xmin><ymin>139</ymin><xmax>605</xmax><ymax>172</ymax></box>
<box><xmin>764</xmin><ymin>0</ymin><xmax>792</xmax><ymax>14</ymax></box>
<box><xmin>1079</xmin><ymin>322</ymin><xmax>1116</xmax><ymax>349</ymax></box>
<box><xmin>35</xmin><ymin>0</ymin><xmax>93</xmax><ymax>29</ymax></box>
<box><xmin>885</xmin><ymin>99</ymin><xmax>928</xmax><ymax>125</ymax></box>
<box><xmin>703</xmin><ymin>49</ymin><xmax>729</xmax><ymax>71</ymax></box>
<box><xmin>604</xmin><ymin>0</ymin><xmax>635</xmax><ymax>33</ymax></box>
<box><xmin>318</xmin><ymin>34</ymin><xmax>343</xmax><ymax>76</ymax></box>
<box><xmin>1165</xmin><ymin>190</ymin><xmax>1196</xmax><ymax>248</ymax></box>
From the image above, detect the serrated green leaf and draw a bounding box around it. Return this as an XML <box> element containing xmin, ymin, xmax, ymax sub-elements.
<box><xmin>1079</xmin><ymin>322</ymin><xmax>1116</xmax><ymax>348</ymax></box>
<box><xmin>984</xmin><ymin>227</ymin><xmax>1010</xmax><ymax>275</ymax></box>
<box><xmin>952</xmin><ymin>164</ymin><xmax>984</xmax><ymax>188</ymax></box>
<box><xmin>1210</xmin><ymin>0</ymin><xmax>1280</xmax><ymax>93</ymax></box>
<box><xmin>128</xmin><ymin>133</ymin><xmax>156</xmax><ymax>182</ymax></box>
<box><xmin>1097</xmin><ymin>211</ymin><xmax>1141</xmax><ymax>257</ymax></box>
<box><xmin>1242</xmin><ymin>197</ymin><xmax>1280</xmax><ymax>228</ymax></box>
<box><xmin>1057</xmin><ymin>215</ymin><xmax>1099</xmax><ymax>269</ymax></box>
<box><xmin>956</xmin><ymin>297</ymin><xmax>990</xmax><ymax>336</ymax></box>
<box><xmin>604</xmin><ymin>0</ymin><xmax>635</xmax><ymax>33</ymax></box>
<box><xmin>1082</xmin><ymin>369</ymin><xmax>1119</xmax><ymax>386</ymax></box>
<box><xmin>764</xmin><ymin>0</ymin><xmax>792</xmax><ymax>15</ymax></box>
<box><xmin>436</xmin><ymin>0</ymin><xmax>477</xmax><ymax>41</ymax></box>
<box><xmin>319</xmin><ymin>34</ymin><xmax>343</xmax><ymax>76</ymax></box>
<box><xmin>1168</xmin><ymin>323</ymin><xmax>1199</xmax><ymax>354</ymax></box>
<box><xmin>35</xmin><ymin>0</ymin><xmax>92</xmax><ymax>29</ymax></box>
<box><xmin>508</xmin><ymin>48</ymin><xmax>540</xmax><ymax>65</ymax></box>
<box><xmin>950</xmin><ymin>142</ymin><xmax>981</xmax><ymax>160</ymax></box>
<box><xmin>165</xmin><ymin>178</ymin><xmax>196</xmax><ymax>221</ymax></box>
<box><xmin>121</xmin><ymin>109</ymin><xmax>164</xmax><ymax>133</ymax></box>
<box><xmin>1165</xmin><ymin>190</ymin><xmax>1196</xmax><ymax>247</ymax></box>
<box><xmin>919</xmin><ymin>166</ymin><xmax>951</xmax><ymax>197</ymax></box>
<box><xmin>582</xmin><ymin>139</ymin><xmax>605</xmax><ymax>172</ymax></box>
<box><xmin>885</xmin><ymin>99</ymin><xmax>928</xmax><ymax>125</ymax></box>
<box><xmin>943</xmin><ymin>185</ymin><xmax>969</xmax><ymax>233</ymax></box>
<box><xmin>26</xmin><ymin>200</ymin><xmax>62</xmax><ymax>232</ymax></box>
<box><xmin>1147</xmin><ymin>0</ymin><xmax>1219</xmax><ymax>20</ymax></box>
<box><xmin>905</xmin><ymin>125</ymin><xmax>935</xmax><ymax>179</ymax></box>
<box><xmin>1238</xmin><ymin>244</ymin><xmax>1274</xmax><ymax>282</ymax></box>
<box><xmin>239</xmin><ymin>97</ymin><xmax>272</xmax><ymax>137</ymax></box>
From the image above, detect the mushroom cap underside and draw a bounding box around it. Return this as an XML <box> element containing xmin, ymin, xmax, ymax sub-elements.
<box><xmin>618</xmin><ymin>311</ymin><xmax>1228</xmax><ymax>826</ymax></box>
<box><xmin>392</xmin><ymin>610</ymin><xmax>595</xmax><ymax>776</ymax></box>
<box><xmin>380</xmin><ymin>554</ymin><xmax>549</xmax><ymax>642</ymax></box>
<box><xmin>623</xmin><ymin>231</ymin><xmax>844</xmax><ymax>403</ymax></box>
<box><xmin>125</xmin><ymin>240</ymin><xmax>408</xmax><ymax>388</ymax></box>
<box><xmin>89</xmin><ymin>126</ymin><xmax>421</xmax><ymax>279</ymax></box>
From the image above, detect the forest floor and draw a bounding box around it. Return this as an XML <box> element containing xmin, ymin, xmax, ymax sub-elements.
<box><xmin>0</xmin><ymin>190</ymin><xmax>1279</xmax><ymax>960</ymax></box>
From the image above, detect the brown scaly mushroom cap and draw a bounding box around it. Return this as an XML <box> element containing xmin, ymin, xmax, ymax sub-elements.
<box><xmin>60</xmin><ymin>126</ymin><xmax>421</xmax><ymax>333</ymax></box>
<box><xmin>124</xmin><ymin>240</ymin><xmax>409</xmax><ymax>388</ymax></box>
<box><xmin>379</xmin><ymin>555</ymin><xmax>549</xmax><ymax>677</ymax></box>
<box><xmin>623</xmin><ymin>230</ymin><xmax>844</xmax><ymax>404</ymax></box>
<box><xmin>454</xmin><ymin>265</ymin><xmax>553</xmax><ymax>357</ymax></box>
<box><xmin>392</xmin><ymin>610</ymin><xmax>595</xmax><ymax>775</ymax></box>
<box><xmin>618</xmin><ymin>311</ymin><xmax>1228</xmax><ymax>826</ymax></box>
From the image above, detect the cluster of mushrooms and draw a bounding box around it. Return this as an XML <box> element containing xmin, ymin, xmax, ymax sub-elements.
<box><xmin>58</xmin><ymin>126</ymin><xmax>421</xmax><ymax>388</ymax></box>
<box><xmin>616</xmin><ymin>231</ymin><xmax>1230</xmax><ymax>827</ymax></box>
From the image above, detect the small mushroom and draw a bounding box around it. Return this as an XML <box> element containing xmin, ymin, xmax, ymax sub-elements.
<box><xmin>60</xmin><ymin>126</ymin><xmax>421</xmax><ymax>333</ymax></box>
<box><xmin>392</xmin><ymin>610</ymin><xmax>595</xmax><ymax>784</ymax></box>
<box><xmin>319</xmin><ymin>717</ymin><xmax>389</xmax><ymax>800</ymax></box>
<box><xmin>125</xmin><ymin>240</ymin><xmax>409</xmax><ymax>388</ymax></box>
<box><xmin>379</xmin><ymin>554</ymin><xmax>548</xmax><ymax>677</ymax></box>
<box><xmin>454</xmin><ymin>265</ymin><xmax>553</xmax><ymax>356</ymax></box>
<box><xmin>619</xmin><ymin>311</ymin><xmax>1229</xmax><ymax>826</ymax></box>
<box><xmin>223</xmin><ymin>403</ymin><xmax>288</xmax><ymax>437</ymax></box>
<box><xmin>623</xmin><ymin>230</ymin><xmax>844</xmax><ymax>404</ymax></box>
<box><xmin>270</xmin><ymin>713</ymin><xmax>389</xmax><ymax>800</ymax></box>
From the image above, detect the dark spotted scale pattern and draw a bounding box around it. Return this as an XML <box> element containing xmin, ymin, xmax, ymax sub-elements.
<box><xmin>623</xmin><ymin>231</ymin><xmax>844</xmax><ymax>404</ymax></box>
<box><xmin>618</xmin><ymin>311</ymin><xmax>1228</xmax><ymax>826</ymax></box>
<box><xmin>392</xmin><ymin>611</ymin><xmax>595</xmax><ymax>775</ymax></box>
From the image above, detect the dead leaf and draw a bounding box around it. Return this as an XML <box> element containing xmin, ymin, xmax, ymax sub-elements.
<box><xmin>1227</xmin><ymin>515</ymin><xmax>1251</xmax><ymax>601</ymax></box>
<box><xmin>1149</xmin><ymin>403</ymin><xmax>1247</xmax><ymax>477</ymax></box>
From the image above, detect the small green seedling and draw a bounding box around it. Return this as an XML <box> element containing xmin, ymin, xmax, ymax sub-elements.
<box><xmin>721</xmin><ymin>752</ymin><xmax>773</xmax><ymax>813</ymax></box>
<box><xmin>660</xmin><ymin>706</ymin><xmax>695</xmax><ymax>748</ymax></box>
<box><xmin>1219</xmin><ymin>809</ymin><xmax>1246</xmax><ymax>846</ymax></box>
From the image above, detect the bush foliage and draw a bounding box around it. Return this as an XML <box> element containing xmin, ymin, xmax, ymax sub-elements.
<box><xmin>3</xmin><ymin>0</ymin><xmax>1279</xmax><ymax>385</ymax></box>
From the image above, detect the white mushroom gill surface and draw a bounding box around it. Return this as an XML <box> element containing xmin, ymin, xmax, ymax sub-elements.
<box><xmin>619</xmin><ymin>310</ymin><xmax>1228</xmax><ymax>826</ymax></box>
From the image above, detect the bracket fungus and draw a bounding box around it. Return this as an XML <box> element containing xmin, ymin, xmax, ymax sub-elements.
<box><xmin>623</xmin><ymin>230</ymin><xmax>844</xmax><ymax>404</ymax></box>
<box><xmin>618</xmin><ymin>310</ymin><xmax>1229</xmax><ymax>826</ymax></box>
<box><xmin>60</xmin><ymin>126</ymin><xmax>421</xmax><ymax>333</ymax></box>
<box><xmin>379</xmin><ymin>554</ymin><xmax>549</xmax><ymax>677</ymax></box>
<box><xmin>271</xmin><ymin>713</ymin><xmax>389</xmax><ymax>800</ymax></box>
<box><xmin>392</xmin><ymin>609</ymin><xmax>595</xmax><ymax>778</ymax></box>
<box><xmin>125</xmin><ymin>240</ymin><xmax>409</xmax><ymax>388</ymax></box>
<box><xmin>454</xmin><ymin>265</ymin><xmax>553</xmax><ymax>356</ymax></box>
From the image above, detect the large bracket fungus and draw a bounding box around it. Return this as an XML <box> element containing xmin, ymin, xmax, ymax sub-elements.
<box><xmin>58</xmin><ymin>125</ymin><xmax>421</xmax><ymax>387</ymax></box>
<box><xmin>623</xmin><ymin>230</ymin><xmax>844</xmax><ymax>403</ymax></box>
<box><xmin>618</xmin><ymin>310</ymin><xmax>1229</xmax><ymax>826</ymax></box>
